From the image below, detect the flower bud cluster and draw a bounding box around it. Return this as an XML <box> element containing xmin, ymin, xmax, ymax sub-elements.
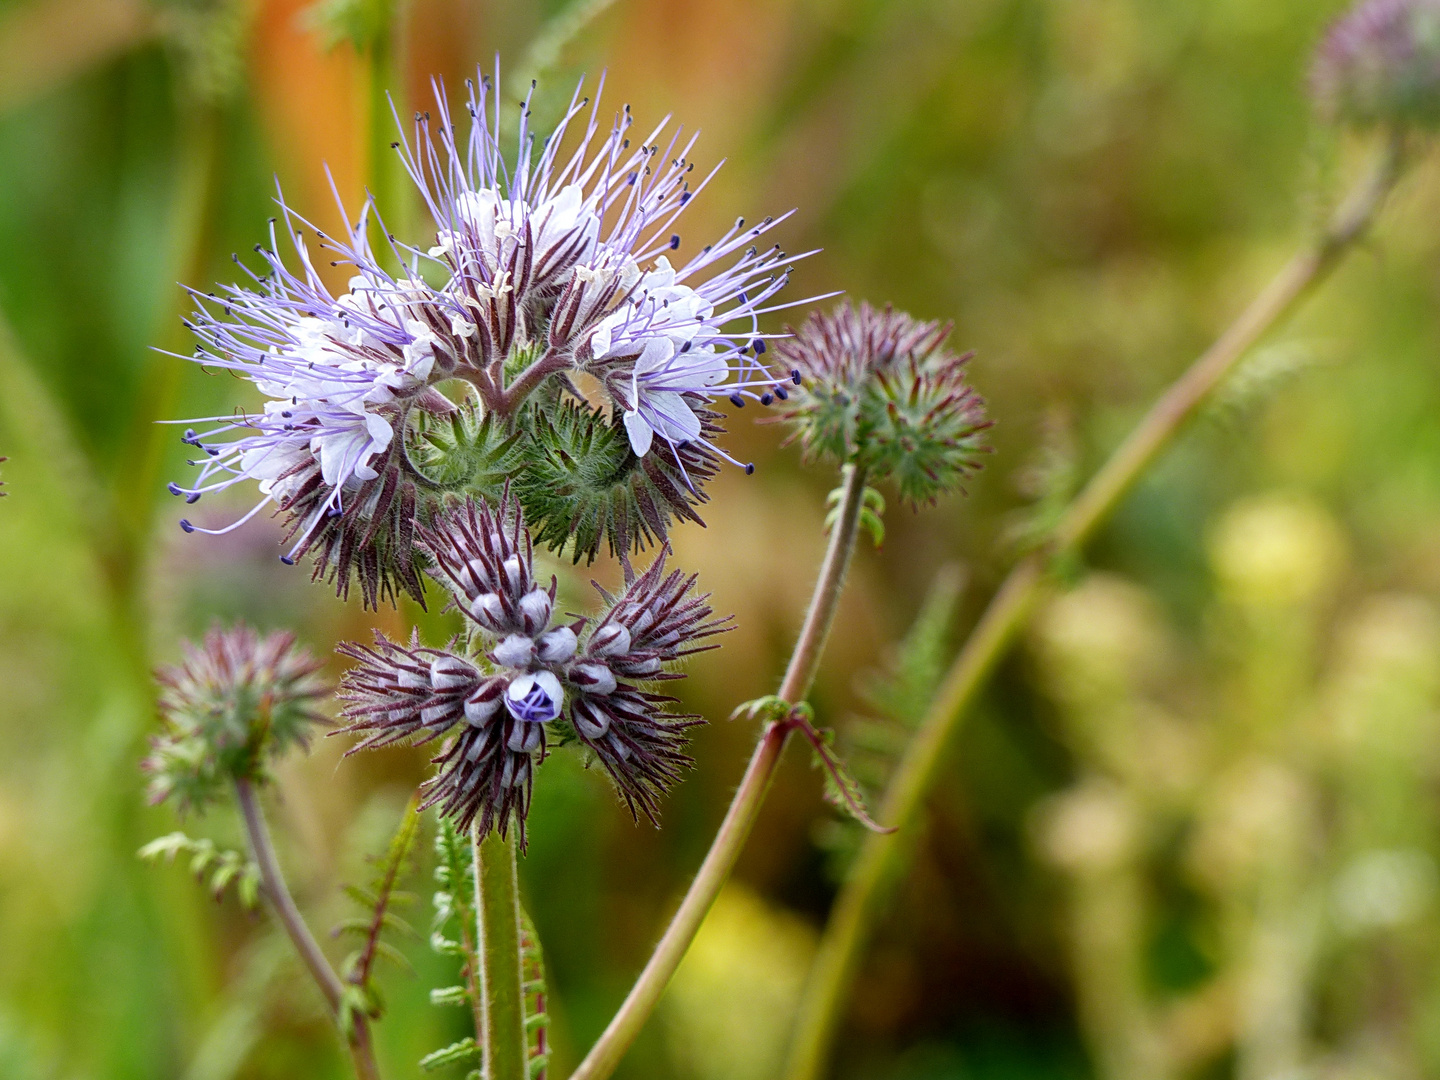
<box><xmin>774</xmin><ymin>302</ymin><xmax>991</xmax><ymax>505</ymax></box>
<box><xmin>144</xmin><ymin>625</ymin><xmax>327</xmax><ymax>812</ymax></box>
<box><xmin>1313</xmin><ymin>0</ymin><xmax>1440</xmax><ymax>129</ymax></box>
<box><xmin>338</xmin><ymin>491</ymin><xmax>726</xmax><ymax>844</ymax></box>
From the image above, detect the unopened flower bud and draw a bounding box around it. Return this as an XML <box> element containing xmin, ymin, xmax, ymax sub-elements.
<box><xmin>537</xmin><ymin>626</ymin><xmax>578</xmax><ymax>663</ymax></box>
<box><xmin>422</xmin><ymin>702</ymin><xmax>460</xmax><ymax>726</ymax></box>
<box><xmin>503</xmin><ymin>555</ymin><xmax>525</xmax><ymax>594</ymax></box>
<box><xmin>469</xmin><ymin>592</ymin><xmax>507</xmax><ymax>630</ymax></box>
<box><xmin>774</xmin><ymin>302</ymin><xmax>990</xmax><ymax>505</ymax></box>
<box><xmin>1313</xmin><ymin>0</ymin><xmax>1440</xmax><ymax>129</ymax></box>
<box><xmin>431</xmin><ymin>654</ymin><xmax>476</xmax><ymax>690</ymax></box>
<box><xmin>519</xmin><ymin>587</ymin><xmax>553</xmax><ymax>634</ymax></box>
<box><xmin>614</xmin><ymin>655</ymin><xmax>663</xmax><ymax>678</ymax></box>
<box><xmin>572</xmin><ymin>697</ymin><xmax>611</xmax><ymax>739</ymax></box>
<box><xmin>588</xmin><ymin>624</ymin><xmax>632</xmax><ymax>657</ymax></box>
<box><xmin>466</xmin><ymin>558</ymin><xmax>494</xmax><ymax>593</ymax></box>
<box><xmin>493</xmin><ymin>634</ymin><xmax>535</xmax><ymax>669</ymax></box>
<box><xmin>570</xmin><ymin>661</ymin><xmax>618</xmax><ymax>696</ymax></box>
<box><xmin>465</xmin><ymin>680</ymin><xmax>505</xmax><ymax>726</ymax></box>
<box><xmin>508</xmin><ymin>721</ymin><xmax>544</xmax><ymax>753</ymax></box>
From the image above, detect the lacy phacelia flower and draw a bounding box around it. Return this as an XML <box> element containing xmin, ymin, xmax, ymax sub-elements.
<box><xmin>774</xmin><ymin>302</ymin><xmax>992</xmax><ymax>505</ymax></box>
<box><xmin>337</xmin><ymin>491</ymin><xmax>726</xmax><ymax>845</ymax></box>
<box><xmin>402</xmin><ymin>77</ymin><xmax>803</xmax><ymax>460</ymax></box>
<box><xmin>144</xmin><ymin>625</ymin><xmax>327</xmax><ymax>812</ymax></box>
<box><xmin>171</xmin><ymin>226</ymin><xmax>449</xmax><ymax>607</ymax></box>
<box><xmin>1313</xmin><ymin>0</ymin><xmax>1440</xmax><ymax>128</ymax></box>
<box><xmin>167</xmin><ymin>69</ymin><xmax>809</xmax><ymax>604</ymax></box>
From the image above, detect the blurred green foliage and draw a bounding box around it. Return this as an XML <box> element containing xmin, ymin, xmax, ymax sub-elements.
<box><xmin>4</xmin><ymin>0</ymin><xmax>1440</xmax><ymax>1078</ymax></box>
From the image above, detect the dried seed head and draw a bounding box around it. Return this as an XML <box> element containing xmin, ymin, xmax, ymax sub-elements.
<box><xmin>144</xmin><ymin>625</ymin><xmax>327</xmax><ymax>812</ymax></box>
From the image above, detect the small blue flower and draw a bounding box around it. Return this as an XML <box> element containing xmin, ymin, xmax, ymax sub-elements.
<box><xmin>504</xmin><ymin>672</ymin><xmax>564</xmax><ymax>724</ymax></box>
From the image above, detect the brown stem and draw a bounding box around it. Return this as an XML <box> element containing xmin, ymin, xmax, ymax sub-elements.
<box><xmin>235</xmin><ymin>778</ymin><xmax>383</xmax><ymax>1080</ymax></box>
<box><xmin>499</xmin><ymin>347</ymin><xmax>569</xmax><ymax>416</ymax></box>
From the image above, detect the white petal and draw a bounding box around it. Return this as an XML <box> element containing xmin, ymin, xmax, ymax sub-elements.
<box><xmin>634</xmin><ymin>336</ymin><xmax>676</xmax><ymax>375</ymax></box>
<box><xmin>623</xmin><ymin>409</ymin><xmax>655</xmax><ymax>457</ymax></box>
<box><xmin>644</xmin><ymin>391</ymin><xmax>702</xmax><ymax>444</ymax></box>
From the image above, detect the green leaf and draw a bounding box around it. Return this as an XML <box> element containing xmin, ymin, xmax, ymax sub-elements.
<box><xmin>859</xmin><ymin>507</ymin><xmax>885</xmax><ymax>548</ymax></box>
<box><xmin>420</xmin><ymin>1038</ymin><xmax>482</xmax><ymax>1071</ymax></box>
<box><xmin>139</xmin><ymin>832</ymin><xmax>261</xmax><ymax>906</ymax></box>
<box><xmin>730</xmin><ymin>695</ymin><xmax>811</xmax><ymax>724</ymax></box>
<box><xmin>238</xmin><ymin>867</ymin><xmax>261</xmax><ymax>910</ymax></box>
<box><xmin>429</xmin><ymin>985</ymin><xmax>469</xmax><ymax>1007</ymax></box>
<box><xmin>333</xmin><ymin>796</ymin><xmax>422</xmax><ymax>1017</ymax></box>
<box><xmin>793</xmin><ymin>719</ymin><xmax>894</xmax><ymax>834</ymax></box>
<box><xmin>519</xmin><ymin>907</ymin><xmax>550</xmax><ymax>1080</ymax></box>
<box><xmin>137</xmin><ymin>832</ymin><xmax>193</xmax><ymax>862</ymax></box>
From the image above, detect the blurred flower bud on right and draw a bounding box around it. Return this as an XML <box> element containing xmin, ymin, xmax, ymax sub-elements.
<box><xmin>1312</xmin><ymin>0</ymin><xmax>1440</xmax><ymax>129</ymax></box>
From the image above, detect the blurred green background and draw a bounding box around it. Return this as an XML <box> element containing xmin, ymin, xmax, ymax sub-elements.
<box><xmin>5</xmin><ymin>0</ymin><xmax>1440</xmax><ymax>1078</ymax></box>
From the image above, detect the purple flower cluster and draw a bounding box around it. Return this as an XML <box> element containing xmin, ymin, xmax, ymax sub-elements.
<box><xmin>169</xmin><ymin>70</ymin><xmax>810</xmax><ymax>604</ymax></box>
<box><xmin>337</xmin><ymin>490</ymin><xmax>727</xmax><ymax>843</ymax></box>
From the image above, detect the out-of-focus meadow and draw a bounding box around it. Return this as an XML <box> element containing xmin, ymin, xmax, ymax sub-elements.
<box><xmin>5</xmin><ymin>0</ymin><xmax>1440</xmax><ymax>1078</ymax></box>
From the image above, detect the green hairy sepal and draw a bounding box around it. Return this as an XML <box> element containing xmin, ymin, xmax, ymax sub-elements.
<box><xmin>513</xmin><ymin>399</ymin><xmax>716</xmax><ymax>563</ymax></box>
<box><xmin>859</xmin><ymin>357</ymin><xmax>992</xmax><ymax>505</ymax></box>
<box><xmin>410</xmin><ymin>407</ymin><xmax>525</xmax><ymax>498</ymax></box>
<box><xmin>409</xmin><ymin>392</ymin><xmax>717</xmax><ymax>565</ymax></box>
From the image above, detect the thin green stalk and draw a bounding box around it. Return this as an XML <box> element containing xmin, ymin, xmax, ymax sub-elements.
<box><xmin>235</xmin><ymin>778</ymin><xmax>383</xmax><ymax>1080</ymax></box>
<box><xmin>476</xmin><ymin>826</ymin><xmax>527</xmax><ymax>1080</ymax></box>
<box><xmin>567</xmin><ymin>463</ymin><xmax>871</xmax><ymax>1080</ymax></box>
<box><xmin>782</xmin><ymin>132</ymin><xmax>1406</xmax><ymax>1080</ymax></box>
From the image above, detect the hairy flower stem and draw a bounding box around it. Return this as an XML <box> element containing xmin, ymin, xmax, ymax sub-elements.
<box><xmin>782</xmin><ymin>132</ymin><xmax>1407</xmax><ymax>1080</ymax></box>
<box><xmin>568</xmin><ymin>463</ymin><xmax>871</xmax><ymax>1080</ymax></box>
<box><xmin>475</xmin><ymin>826</ymin><xmax>528</xmax><ymax>1080</ymax></box>
<box><xmin>235</xmin><ymin>778</ymin><xmax>382</xmax><ymax>1080</ymax></box>
<box><xmin>499</xmin><ymin>347</ymin><xmax>568</xmax><ymax>417</ymax></box>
